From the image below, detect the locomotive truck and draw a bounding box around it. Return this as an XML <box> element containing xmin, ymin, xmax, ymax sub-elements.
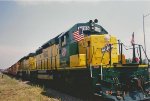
<box><xmin>7</xmin><ymin>19</ymin><xmax>150</xmax><ymax>101</ymax></box>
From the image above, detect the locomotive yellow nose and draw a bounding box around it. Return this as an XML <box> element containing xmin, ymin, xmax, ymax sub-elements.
<box><xmin>78</xmin><ymin>34</ymin><xmax>118</xmax><ymax>66</ymax></box>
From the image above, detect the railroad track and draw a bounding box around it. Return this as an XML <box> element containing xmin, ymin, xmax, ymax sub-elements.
<box><xmin>18</xmin><ymin>77</ymin><xmax>111</xmax><ymax>101</ymax></box>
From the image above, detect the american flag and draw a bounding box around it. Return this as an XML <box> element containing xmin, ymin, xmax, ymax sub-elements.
<box><xmin>131</xmin><ymin>32</ymin><xmax>135</xmax><ymax>45</ymax></box>
<box><xmin>73</xmin><ymin>28</ymin><xmax>84</xmax><ymax>42</ymax></box>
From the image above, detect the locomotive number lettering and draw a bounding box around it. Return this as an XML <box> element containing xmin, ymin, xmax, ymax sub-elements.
<box><xmin>78</xmin><ymin>26</ymin><xmax>90</xmax><ymax>31</ymax></box>
<box><xmin>95</xmin><ymin>27</ymin><xmax>101</xmax><ymax>32</ymax></box>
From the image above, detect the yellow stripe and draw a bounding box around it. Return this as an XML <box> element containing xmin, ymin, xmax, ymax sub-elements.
<box><xmin>138</xmin><ymin>65</ymin><xmax>148</xmax><ymax>68</ymax></box>
<box><xmin>113</xmin><ymin>64</ymin><xmax>148</xmax><ymax>68</ymax></box>
<box><xmin>37</xmin><ymin>74</ymin><xmax>53</xmax><ymax>80</ymax></box>
<box><xmin>57</xmin><ymin>67</ymin><xmax>86</xmax><ymax>70</ymax></box>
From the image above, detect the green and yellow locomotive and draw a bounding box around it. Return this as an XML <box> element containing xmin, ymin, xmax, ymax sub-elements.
<box><xmin>9</xmin><ymin>19</ymin><xmax>150</xmax><ymax>101</ymax></box>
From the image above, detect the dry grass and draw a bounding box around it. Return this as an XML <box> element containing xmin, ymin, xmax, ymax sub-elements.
<box><xmin>0</xmin><ymin>74</ymin><xmax>60</xmax><ymax>101</ymax></box>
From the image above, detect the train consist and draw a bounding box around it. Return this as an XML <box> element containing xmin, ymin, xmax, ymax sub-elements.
<box><xmin>7</xmin><ymin>19</ymin><xmax>150</xmax><ymax>101</ymax></box>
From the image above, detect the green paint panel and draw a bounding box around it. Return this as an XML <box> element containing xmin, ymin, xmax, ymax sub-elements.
<box><xmin>69</xmin><ymin>42</ymin><xmax>78</xmax><ymax>56</ymax></box>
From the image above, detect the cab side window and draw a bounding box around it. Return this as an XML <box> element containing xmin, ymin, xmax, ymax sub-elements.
<box><xmin>61</xmin><ymin>35</ymin><xmax>66</xmax><ymax>46</ymax></box>
<box><xmin>60</xmin><ymin>32</ymin><xmax>69</xmax><ymax>47</ymax></box>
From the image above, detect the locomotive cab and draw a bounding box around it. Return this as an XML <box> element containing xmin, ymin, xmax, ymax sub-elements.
<box><xmin>78</xmin><ymin>20</ymin><xmax>150</xmax><ymax>101</ymax></box>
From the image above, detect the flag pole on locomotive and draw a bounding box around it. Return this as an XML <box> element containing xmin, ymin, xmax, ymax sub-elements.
<box><xmin>131</xmin><ymin>32</ymin><xmax>137</xmax><ymax>63</ymax></box>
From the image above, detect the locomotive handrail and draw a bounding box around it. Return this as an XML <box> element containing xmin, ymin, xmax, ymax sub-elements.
<box><xmin>140</xmin><ymin>45</ymin><xmax>150</xmax><ymax>63</ymax></box>
<box><xmin>140</xmin><ymin>45</ymin><xmax>150</xmax><ymax>73</ymax></box>
<box><xmin>108</xmin><ymin>42</ymin><xmax>150</xmax><ymax>65</ymax></box>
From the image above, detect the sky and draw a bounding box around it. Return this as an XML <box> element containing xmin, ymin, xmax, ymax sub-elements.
<box><xmin>0</xmin><ymin>0</ymin><xmax>150</xmax><ymax>69</ymax></box>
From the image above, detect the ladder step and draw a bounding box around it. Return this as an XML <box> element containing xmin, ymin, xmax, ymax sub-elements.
<box><xmin>94</xmin><ymin>93</ymin><xmax>102</xmax><ymax>96</ymax></box>
<box><xmin>96</xmin><ymin>83</ymin><xmax>101</xmax><ymax>86</ymax></box>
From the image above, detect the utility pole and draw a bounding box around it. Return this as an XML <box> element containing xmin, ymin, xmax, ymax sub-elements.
<box><xmin>143</xmin><ymin>13</ymin><xmax>150</xmax><ymax>58</ymax></box>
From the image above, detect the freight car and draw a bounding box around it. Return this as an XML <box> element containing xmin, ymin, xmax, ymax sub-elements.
<box><xmin>7</xmin><ymin>62</ymin><xmax>19</xmax><ymax>76</ymax></box>
<box><xmin>8</xmin><ymin>19</ymin><xmax>150</xmax><ymax>101</ymax></box>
